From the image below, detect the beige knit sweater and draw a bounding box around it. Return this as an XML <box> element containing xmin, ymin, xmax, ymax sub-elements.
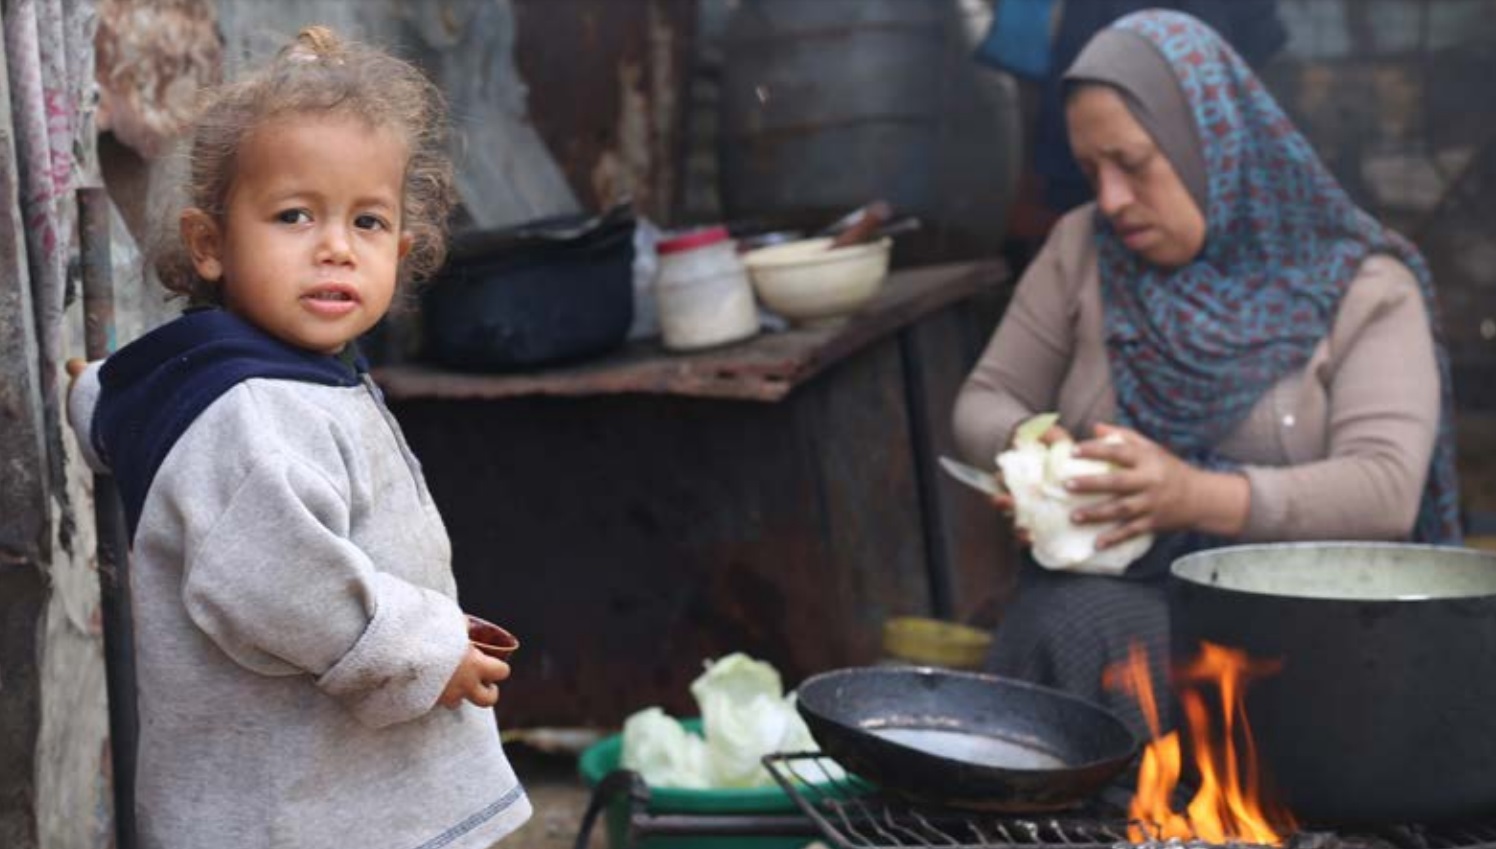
<box><xmin>953</xmin><ymin>204</ymin><xmax>1440</xmax><ymax>542</ymax></box>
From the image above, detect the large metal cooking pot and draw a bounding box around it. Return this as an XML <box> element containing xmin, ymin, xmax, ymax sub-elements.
<box><xmin>796</xmin><ymin>666</ymin><xmax>1138</xmax><ymax>812</ymax></box>
<box><xmin>1171</xmin><ymin>542</ymin><xmax>1496</xmax><ymax>825</ymax></box>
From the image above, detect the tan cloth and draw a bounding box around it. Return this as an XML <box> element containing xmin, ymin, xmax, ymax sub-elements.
<box><xmin>954</xmin><ymin>204</ymin><xmax>1440</xmax><ymax>541</ymax></box>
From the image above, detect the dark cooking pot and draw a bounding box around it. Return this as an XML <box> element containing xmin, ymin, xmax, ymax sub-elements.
<box><xmin>1171</xmin><ymin>542</ymin><xmax>1496</xmax><ymax>825</ymax></box>
<box><xmin>422</xmin><ymin>204</ymin><xmax>635</xmax><ymax>370</ymax></box>
<box><xmin>796</xmin><ymin>666</ymin><xmax>1138</xmax><ymax>812</ymax></box>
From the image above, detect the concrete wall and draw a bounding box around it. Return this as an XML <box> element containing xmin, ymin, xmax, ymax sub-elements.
<box><xmin>1262</xmin><ymin>0</ymin><xmax>1496</xmax><ymax>380</ymax></box>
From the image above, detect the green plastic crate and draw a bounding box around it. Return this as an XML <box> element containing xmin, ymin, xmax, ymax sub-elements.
<box><xmin>576</xmin><ymin>719</ymin><xmax>812</xmax><ymax>849</ymax></box>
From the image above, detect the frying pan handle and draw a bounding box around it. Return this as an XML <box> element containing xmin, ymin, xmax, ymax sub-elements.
<box><xmin>574</xmin><ymin>769</ymin><xmax>650</xmax><ymax>849</ymax></box>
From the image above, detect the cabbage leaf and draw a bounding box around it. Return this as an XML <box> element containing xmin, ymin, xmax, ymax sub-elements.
<box><xmin>997</xmin><ymin>413</ymin><xmax>1153</xmax><ymax>574</ymax></box>
<box><xmin>619</xmin><ymin>653</ymin><xmax>843</xmax><ymax>788</ymax></box>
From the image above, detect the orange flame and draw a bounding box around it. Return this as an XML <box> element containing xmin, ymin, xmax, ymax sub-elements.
<box><xmin>1104</xmin><ymin>642</ymin><xmax>1297</xmax><ymax>845</ymax></box>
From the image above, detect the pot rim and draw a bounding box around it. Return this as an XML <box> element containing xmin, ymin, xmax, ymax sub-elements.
<box><xmin>1170</xmin><ymin>541</ymin><xmax>1496</xmax><ymax>602</ymax></box>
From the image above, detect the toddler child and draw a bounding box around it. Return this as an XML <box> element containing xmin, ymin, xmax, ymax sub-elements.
<box><xmin>67</xmin><ymin>26</ymin><xmax>531</xmax><ymax>849</ymax></box>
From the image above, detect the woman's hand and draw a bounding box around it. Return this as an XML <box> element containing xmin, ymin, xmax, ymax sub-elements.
<box><xmin>1064</xmin><ymin>423</ymin><xmax>1249</xmax><ymax>546</ymax></box>
<box><xmin>438</xmin><ymin>645</ymin><xmax>511</xmax><ymax>709</ymax></box>
<box><xmin>992</xmin><ymin>491</ymin><xmax>1033</xmax><ymax>546</ymax></box>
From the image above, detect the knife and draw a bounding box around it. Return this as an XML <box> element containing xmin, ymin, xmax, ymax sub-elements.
<box><xmin>938</xmin><ymin>455</ymin><xmax>1004</xmax><ymax>498</ymax></box>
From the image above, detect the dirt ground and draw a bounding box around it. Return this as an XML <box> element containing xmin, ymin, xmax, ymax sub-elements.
<box><xmin>499</xmin><ymin>745</ymin><xmax>824</xmax><ymax>849</ymax></box>
<box><xmin>504</xmin><ymin>747</ymin><xmax>607</xmax><ymax>849</ymax></box>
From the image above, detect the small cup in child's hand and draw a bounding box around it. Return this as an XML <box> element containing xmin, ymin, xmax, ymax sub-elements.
<box><xmin>466</xmin><ymin>615</ymin><xmax>519</xmax><ymax>661</ymax></box>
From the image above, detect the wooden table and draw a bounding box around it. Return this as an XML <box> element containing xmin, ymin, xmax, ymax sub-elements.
<box><xmin>378</xmin><ymin>261</ymin><xmax>1007</xmax><ymax>403</ymax></box>
<box><xmin>378</xmin><ymin>260</ymin><xmax>1015</xmax><ymax>727</ymax></box>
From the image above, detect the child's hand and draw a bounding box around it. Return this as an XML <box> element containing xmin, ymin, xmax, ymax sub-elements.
<box><xmin>65</xmin><ymin>358</ymin><xmax>90</xmax><ymax>395</ymax></box>
<box><xmin>437</xmin><ymin>645</ymin><xmax>511</xmax><ymax>709</ymax></box>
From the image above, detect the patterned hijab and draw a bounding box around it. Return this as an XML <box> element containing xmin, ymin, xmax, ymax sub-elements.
<box><xmin>1065</xmin><ymin>10</ymin><xmax>1461</xmax><ymax>544</ymax></box>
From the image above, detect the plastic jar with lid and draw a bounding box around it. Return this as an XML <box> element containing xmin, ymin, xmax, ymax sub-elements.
<box><xmin>653</xmin><ymin>226</ymin><xmax>759</xmax><ymax>351</ymax></box>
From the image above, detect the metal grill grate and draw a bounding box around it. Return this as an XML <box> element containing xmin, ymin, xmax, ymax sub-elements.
<box><xmin>763</xmin><ymin>752</ymin><xmax>1140</xmax><ymax>849</ymax></box>
<box><xmin>761</xmin><ymin>753</ymin><xmax>1496</xmax><ymax>849</ymax></box>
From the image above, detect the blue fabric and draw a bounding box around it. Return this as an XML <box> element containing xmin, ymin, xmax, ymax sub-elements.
<box><xmin>974</xmin><ymin>0</ymin><xmax>1058</xmax><ymax>80</ymax></box>
<box><xmin>93</xmin><ymin>309</ymin><xmax>366</xmax><ymax>540</ymax></box>
<box><xmin>1096</xmin><ymin>10</ymin><xmax>1462</xmax><ymax>545</ymax></box>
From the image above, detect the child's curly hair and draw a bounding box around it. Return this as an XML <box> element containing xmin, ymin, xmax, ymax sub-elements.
<box><xmin>156</xmin><ymin>25</ymin><xmax>454</xmax><ymax>305</ymax></box>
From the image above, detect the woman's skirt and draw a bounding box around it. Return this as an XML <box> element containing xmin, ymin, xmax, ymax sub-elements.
<box><xmin>984</xmin><ymin>561</ymin><xmax>1172</xmax><ymax>738</ymax></box>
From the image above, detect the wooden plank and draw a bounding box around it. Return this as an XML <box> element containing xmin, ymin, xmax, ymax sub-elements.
<box><xmin>375</xmin><ymin>259</ymin><xmax>1009</xmax><ymax>403</ymax></box>
<box><xmin>902</xmin><ymin>306</ymin><xmax>1017</xmax><ymax>630</ymax></box>
<box><xmin>796</xmin><ymin>336</ymin><xmax>934</xmax><ymax>664</ymax></box>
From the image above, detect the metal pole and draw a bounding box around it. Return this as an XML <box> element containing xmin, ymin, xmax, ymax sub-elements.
<box><xmin>78</xmin><ymin>185</ymin><xmax>137</xmax><ymax>849</ymax></box>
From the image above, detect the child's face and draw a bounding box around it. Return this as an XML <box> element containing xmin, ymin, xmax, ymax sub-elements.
<box><xmin>182</xmin><ymin>113</ymin><xmax>413</xmax><ymax>354</ymax></box>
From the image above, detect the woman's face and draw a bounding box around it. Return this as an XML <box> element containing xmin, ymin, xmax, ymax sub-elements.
<box><xmin>1066</xmin><ymin>85</ymin><xmax>1206</xmax><ymax>269</ymax></box>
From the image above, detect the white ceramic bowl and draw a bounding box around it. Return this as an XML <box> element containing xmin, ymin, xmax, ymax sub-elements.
<box><xmin>741</xmin><ymin>236</ymin><xmax>891</xmax><ymax>323</ymax></box>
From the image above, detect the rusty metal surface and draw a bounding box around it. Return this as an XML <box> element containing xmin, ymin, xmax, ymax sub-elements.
<box><xmin>715</xmin><ymin>0</ymin><xmax>1019</xmax><ymax>264</ymax></box>
<box><xmin>386</xmin><ymin>267</ymin><xmax>1006</xmax><ymax>727</ymax></box>
<box><xmin>79</xmin><ymin>187</ymin><xmax>115</xmax><ymax>357</ymax></box>
<box><xmin>510</xmin><ymin>0</ymin><xmax>696</xmax><ymax>224</ymax></box>
<box><xmin>0</xmin><ymin>77</ymin><xmax>46</xmax><ymax>578</ymax></box>
<box><xmin>901</xmin><ymin>297</ymin><xmax>1017</xmax><ymax>628</ymax></box>
<box><xmin>392</xmin><ymin>332</ymin><xmax>933</xmax><ymax>727</ymax></box>
<box><xmin>399</xmin><ymin>0</ymin><xmax>584</xmax><ymax>230</ymax></box>
<box><xmin>94</xmin><ymin>0</ymin><xmax>221</xmax><ymax>159</ymax></box>
<box><xmin>0</xmin><ymin>571</ymin><xmax>45</xmax><ymax>848</ymax></box>
<box><xmin>0</xmin><ymin>60</ymin><xmax>47</xmax><ymax>841</ymax></box>
<box><xmin>375</xmin><ymin>260</ymin><xmax>1009</xmax><ymax>403</ymax></box>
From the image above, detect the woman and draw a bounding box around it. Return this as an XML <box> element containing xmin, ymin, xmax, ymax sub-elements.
<box><xmin>952</xmin><ymin>10</ymin><xmax>1461</xmax><ymax>734</ymax></box>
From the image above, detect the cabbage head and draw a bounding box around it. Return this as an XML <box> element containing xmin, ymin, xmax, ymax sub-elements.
<box><xmin>996</xmin><ymin>413</ymin><xmax>1153</xmax><ymax>574</ymax></box>
<box><xmin>620</xmin><ymin>653</ymin><xmax>842</xmax><ymax>789</ymax></box>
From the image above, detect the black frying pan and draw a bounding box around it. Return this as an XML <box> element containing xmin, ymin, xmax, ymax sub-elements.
<box><xmin>796</xmin><ymin>667</ymin><xmax>1139</xmax><ymax>812</ymax></box>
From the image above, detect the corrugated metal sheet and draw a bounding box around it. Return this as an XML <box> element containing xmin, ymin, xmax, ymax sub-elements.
<box><xmin>511</xmin><ymin>0</ymin><xmax>696</xmax><ymax>224</ymax></box>
<box><xmin>403</xmin><ymin>0</ymin><xmax>582</xmax><ymax>229</ymax></box>
<box><xmin>0</xmin><ymin>26</ymin><xmax>50</xmax><ymax>849</ymax></box>
<box><xmin>1</xmin><ymin>0</ymin><xmax>115</xmax><ymax>845</ymax></box>
<box><xmin>211</xmin><ymin>0</ymin><xmax>585</xmax><ymax>229</ymax></box>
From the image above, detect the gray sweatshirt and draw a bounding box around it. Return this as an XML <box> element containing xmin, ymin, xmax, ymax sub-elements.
<box><xmin>71</xmin><ymin>366</ymin><xmax>531</xmax><ymax>849</ymax></box>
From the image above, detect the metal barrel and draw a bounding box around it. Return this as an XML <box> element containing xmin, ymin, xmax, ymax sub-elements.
<box><xmin>718</xmin><ymin>0</ymin><xmax>1019</xmax><ymax>262</ymax></box>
